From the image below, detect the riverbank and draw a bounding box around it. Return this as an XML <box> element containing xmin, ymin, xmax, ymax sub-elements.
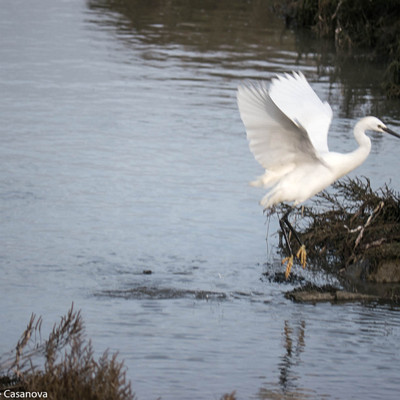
<box><xmin>275</xmin><ymin>0</ymin><xmax>400</xmax><ymax>97</ymax></box>
<box><xmin>276</xmin><ymin>178</ymin><xmax>400</xmax><ymax>303</ymax></box>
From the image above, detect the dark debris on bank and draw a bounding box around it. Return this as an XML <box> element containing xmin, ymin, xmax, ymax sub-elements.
<box><xmin>275</xmin><ymin>177</ymin><xmax>400</xmax><ymax>304</ymax></box>
<box><xmin>275</xmin><ymin>0</ymin><xmax>400</xmax><ymax>97</ymax></box>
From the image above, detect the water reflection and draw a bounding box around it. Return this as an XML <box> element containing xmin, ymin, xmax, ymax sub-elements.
<box><xmin>86</xmin><ymin>0</ymin><xmax>400</xmax><ymax>121</ymax></box>
<box><xmin>1</xmin><ymin>1</ymin><xmax>400</xmax><ymax>399</ymax></box>
<box><xmin>279</xmin><ymin>320</ymin><xmax>306</xmax><ymax>390</ymax></box>
<box><xmin>258</xmin><ymin>320</ymin><xmax>313</xmax><ymax>400</ymax></box>
<box><xmin>86</xmin><ymin>0</ymin><xmax>288</xmax><ymax>50</ymax></box>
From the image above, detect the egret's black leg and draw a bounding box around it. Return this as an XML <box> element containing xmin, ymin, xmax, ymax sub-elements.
<box><xmin>282</xmin><ymin>209</ymin><xmax>303</xmax><ymax>248</ymax></box>
<box><xmin>279</xmin><ymin>208</ymin><xmax>307</xmax><ymax>278</ymax></box>
<box><xmin>279</xmin><ymin>209</ymin><xmax>294</xmax><ymax>278</ymax></box>
<box><xmin>279</xmin><ymin>213</ymin><xmax>293</xmax><ymax>255</ymax></box>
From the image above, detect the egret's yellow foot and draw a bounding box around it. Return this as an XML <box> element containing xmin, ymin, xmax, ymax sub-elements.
<box><xmin>296</xmin><ymin>245</ymin><xmax>307</xmax><ymax>269</ymax></box>
<box><xmin>282</xmin><ymin>255</ymin><xmax>294</xmax><ymax>279</ymax></box>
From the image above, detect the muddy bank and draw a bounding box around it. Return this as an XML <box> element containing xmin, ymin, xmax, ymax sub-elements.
<box><xmin>285</xmin><ymin>284</ymin><xmax>378</xmax><ymax>304</ymax></box>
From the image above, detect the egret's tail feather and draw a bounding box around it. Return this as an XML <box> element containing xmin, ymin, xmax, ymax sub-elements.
<box><xmin>249</xmin><ymin>178</ymin><xmax>264</xmax><ymax>187</ymax></box>
<box><xmin>250</xmin><ymin>169</ymin><xmax>290</xmax><ymax>189</ymax></box>
<box><xmin>250</xmin><ymin>175</ymin><xmax>275</xmax><ymax>188</ymax></box>
<box><xmin>260</xmin><ymin>187</ymin><xmax>282</xmax><ymax>209</ymax></box>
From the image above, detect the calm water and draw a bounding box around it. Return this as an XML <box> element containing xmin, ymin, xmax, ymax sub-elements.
<box><xmin>1</xmin><ymin>1</ymin><xmax>400</xmax><ymax>399</ymax></box>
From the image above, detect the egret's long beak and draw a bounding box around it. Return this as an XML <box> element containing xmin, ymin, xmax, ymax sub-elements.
<box><xmin>383</xmin><ymin>126</ymin><xmax>400</xmax><ymax>139</ymax></box>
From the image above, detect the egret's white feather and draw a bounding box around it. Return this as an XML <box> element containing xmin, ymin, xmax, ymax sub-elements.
<box><xmin>237</xmin><ymin>72</ymin><xmax>397</xmax><ymax>208</ymax></box>
<box><xmin>269</xmin><ymin>72</ymin><xmax>332</xmax><ymax>153</ymax></box>
<box><xmin>237</xmin><ymin>80</ymin><xmax>322</xmax><ymax>173</ymax></box>
<box><xmin>268</xmin><ymin>72</ymin><xmax>332</xmax><ymax>154</ymax></box>
<box><xmin>237</xmin><ymin>72</ymin><xmax>399</xmax><ymax>277</ymax></box>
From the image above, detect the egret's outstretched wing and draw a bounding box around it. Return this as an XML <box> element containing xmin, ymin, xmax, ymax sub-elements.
<box><xmin>269</xmin><ymin>72</ymin><xmax>332</xmax><ymax>154</ymax></box>
<box><xmin>237</xmin><ymin>80</ymin><xmax>321</xmax><ymax>171</ymax></box>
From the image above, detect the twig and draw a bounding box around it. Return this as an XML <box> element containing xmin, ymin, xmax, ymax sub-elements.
<box><xmin>353</xmin><ymin>201</ymin><xmax>384</xmax><ymax>250</ymax></box>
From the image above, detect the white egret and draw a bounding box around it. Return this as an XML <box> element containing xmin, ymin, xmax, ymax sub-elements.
<box><xmin>237</xmin><ymin>72</ymin><xmax>400</xmax><ymax>278</ymax></box>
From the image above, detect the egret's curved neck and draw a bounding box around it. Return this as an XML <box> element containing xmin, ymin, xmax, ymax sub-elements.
<box><xmin>354</xmin><ymin>119</ymin><xmax>372</xmax><ymax>151</ymax></box>
<box><xmin>347</xmin><ymin>119</ymin><xmax>372</xmax><ymax>168</ymax></box>
<box><xmin>327</xmin><ymin>120</ymin><xmax>372</xmax><ymax>177</ymax></box>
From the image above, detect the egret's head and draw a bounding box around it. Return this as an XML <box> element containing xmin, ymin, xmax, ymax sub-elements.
<box><xmin>363</xmin><ymin>116</ymin><xmax>400</xmax><ymax>138</ymax></box>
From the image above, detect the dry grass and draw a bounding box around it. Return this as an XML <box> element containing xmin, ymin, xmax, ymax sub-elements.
<box><xmin>276</xmin><ymin>177</ymin><xmax>400</xmax><ymax>274</ymax></box>
<box><xmin>0</xmin><ymin>305</ymin><xmax>239</xmax><ymax>399</ymax></box>
<box><xmin>0</xmin><ymin>304</ymin><xmax>135</xmax><ymax>400</ymax></box>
